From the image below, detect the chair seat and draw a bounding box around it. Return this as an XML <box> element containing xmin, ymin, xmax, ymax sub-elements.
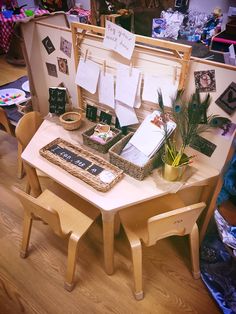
<box><xmin>37</xmin><ymin>189</ymin><xmax>94</xmax><ymax>235</ymax></box>
<box><xmin>120</xmin><ymin>193</ymin><xmax>185</xmax><ymax>244</ymax></box>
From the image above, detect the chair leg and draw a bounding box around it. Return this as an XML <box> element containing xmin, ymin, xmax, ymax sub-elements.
<box><xmin>17</xmin><ymin>142</ymin><xmax>24</xmax><ymax>179</ymax></box>
<box><xmin>64</xmin><ymin>233</ymin><xmax>80</xmax><ymax>292</ymax></box>
<box><xmin>131</xmin><ymin>241</ymin><xmax>143</xmax><ymax>300</ymax></box>
<box><xmin>20</xmin><ymin>213</ymin><xmax>33</xmax><ymax>258</ymax></box>
<box><xmin>189</xmin><ymin>223</ymin><xmax>200</xmax><ymax>279</ymax></box>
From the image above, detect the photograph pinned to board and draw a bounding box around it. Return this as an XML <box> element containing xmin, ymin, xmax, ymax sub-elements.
<box><xmin>115</xmin><ymin>64</ymin><xmax>141</xmax><ymax>108</ymax></box>
<box><xmin>57</xmin><ymin>57</ymin><xmax>69</xmax><ymax>74</ymax></box>
<box><xmin>48</xmin><ymin>87</ymin><xmax>66</xmax><ymax>115</ymax></box>
<box><xmin>42</xmin><ymin>36</ymin><xmax>55</xmax><ymax>55</ymax></box>
<box><xmin>194</xmin><ymin>70</ymin><xmax>216</xmax><ymax>93</ymax></box>
<box><xmin>98</xmin><ymin>72</ymin><xmax>115</xmax><ymax>109</ymax></box>
<box><xmin>46</xmin><ymin>62</ymin><xmax>58</xmax><ymax>77</ymax></box>
<box><xmin>60</xmin><ymin>37</ymin><xmax>72</xmax><ymax>58</ymax></box>
<box><xmin>215</xmin><ymin>82</ymin><xmax>236</xmax><ymax>115</ymax></box>
<box><xmin>142</xmin><ymin>74</ymin><xmax>178</xmax><ymax>107</ymax></box>
<box><xmin>103</xmin><ymin>20</ymin><xmax>135</xmax><ymax>60</ymax></box>
<box><xmin>75</xmin><ymin>57</ymin><xmax>100</xmax><ymax>94</ymax></box>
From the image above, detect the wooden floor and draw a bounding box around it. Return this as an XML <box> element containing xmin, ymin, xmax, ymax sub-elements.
<box><xmin>0</xmin><ymin>55</ymin><xmax>220</xmax><ymax>313</ymax></box>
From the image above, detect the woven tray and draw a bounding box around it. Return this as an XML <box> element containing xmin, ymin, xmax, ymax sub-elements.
<box><xmin>82</xmin><ymin>125</ymin><xmax>122</xmax><ymax>154</ymax></box>
<box><xmin>109</xmin><ymin>133</ymin><xmax>162</xmax><ymax>181</ymax></box>
<box><xmin>39</xmin><ymin>138</ymin><xmax>124</xmax><ymax>192</ymax></box>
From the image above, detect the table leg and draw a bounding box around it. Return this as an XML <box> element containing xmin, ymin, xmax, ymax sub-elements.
<box><xmin>24</xmin><ymin>162</ymin><xmax>42</xmax><ymax>197</ymax></box>
<box><xmin>101</xmin><ymin>211</ymin><xmax>115</xmax><ymax>275</ymax></box>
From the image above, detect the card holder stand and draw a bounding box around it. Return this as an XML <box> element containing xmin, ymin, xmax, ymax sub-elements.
<box><xmin>109</xmin><ymin>132</ymin><xmax>162</xmax><ymax>180</ymax></box>
<box><xmin>82</xmin><ymin>124</ymin><xmax>122</xmax><ymax>154</ymax></box>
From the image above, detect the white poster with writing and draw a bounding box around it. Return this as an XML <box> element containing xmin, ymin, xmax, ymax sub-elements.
<box><xmin>103</xmin><ymin>21</ymin><xmax>135</xmax><ymax>60</ymax></box>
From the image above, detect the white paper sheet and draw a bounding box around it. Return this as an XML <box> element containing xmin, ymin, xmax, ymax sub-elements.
<box><xmin>103</xmin><ymin>21</ymin><xmax>135</xmax><ymax>60</ymax></box>
<box><xmin>75</xmin><ymin>58</ymin><xmax>100</xmax><ymax>94</ymax></box>
<box><xmin>115</xmin><ymin>100</ymin><xmax>139</xmax><ymax>127</ymax></box>
<box><xmin>98</xmin><ymin>72</ymin><xmax>115</xmax><ymax>108</ymax></box>
<box><xmin>129</xmin><ymin>111</ymin><xmax>176</xmax><ymax>157</ymax></box>
<box><xmin>142</xmin><ymin>74</ymin><xmax>178</xmax><ymax>107</ymax></box>
<box><xmin>134</xmin><ymin>75</ymin><xmax>142</xmax><ymax>108</ymax></box>
<box><xmin>115</xmin><ymin>65</ymin><xmax>141</xmax><ymax>108</ymax></box>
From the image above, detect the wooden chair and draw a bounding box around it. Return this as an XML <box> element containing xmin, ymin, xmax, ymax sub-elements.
<box><xmin>119</xmin><ymin>194</ymin><xmax>206</xmax><ymax>300</ymax></box>
<box><xmin>0</xmin><ymin>107</ymin><xmax>14</xmax><ymax>136</ymax></box>
<box><xmin>15</xmin><ymin>111</ymin><xmax>43</xmax><ymax>190</ymax></box>
<box><xmin>12</xmin><ymin>185</ymin><xmax>98</xmax><ymax>291</ymax></box>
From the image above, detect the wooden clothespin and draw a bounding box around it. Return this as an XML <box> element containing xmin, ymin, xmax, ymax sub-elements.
<box><xmin>84</xmin><ymin>49</ymin><xmax>88</xmax><ymax>62</ymax></box>
<box><xmin>103</xmin><ymin>60</ymin><xmax>106</xmax><ymax>76</ymax></box>
<box><xmin>129</xmin><ymin>62</ymin><xmax>132</xmax><ymax>77</ymax></box>
<box><xmin>173</xmin><ymin>66</ymin><xmax>177</xmax><ymax>84</ymax></box>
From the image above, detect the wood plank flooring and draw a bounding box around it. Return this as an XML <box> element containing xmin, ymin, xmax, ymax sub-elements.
<box><xmin>0</xmin><ymin>55</ymin><xmax>220</xmax><ymax>313</ymax></box>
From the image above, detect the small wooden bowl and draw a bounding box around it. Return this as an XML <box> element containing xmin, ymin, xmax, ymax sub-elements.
<box><xmin>59</xmin><ymin>112</ymin><xmax>82</xmax><ymax>131</ymax></box>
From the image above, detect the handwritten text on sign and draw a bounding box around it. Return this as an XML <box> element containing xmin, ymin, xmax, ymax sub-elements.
<box><xmin>103</xmin><ymin>21</ymin><xmax>135</xmax><ymax>60</ymax></box>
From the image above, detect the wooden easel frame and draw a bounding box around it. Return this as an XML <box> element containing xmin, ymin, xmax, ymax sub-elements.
<box><xmin>71</xmin><ymin>22</ymin><xmax>192</xmax><ymax>117</ymax></box>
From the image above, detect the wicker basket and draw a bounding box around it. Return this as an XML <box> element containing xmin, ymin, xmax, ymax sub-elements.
<box><xmin>109</xmin><ymin>132</ymin><xmax>162</xmax><ymax>180</ymax></box>
<box><xmin>59</xmin><ymin>112</ymin><xmax>82</xmax><ymax>131</ymax></box>
<box><xmin>82</xmin><ymin>124</ymin><xmax>122</xmax><ymax>154</ymax></box>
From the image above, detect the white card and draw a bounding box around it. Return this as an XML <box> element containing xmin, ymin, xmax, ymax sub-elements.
<box><xmin>115</xmin><ymin>65</ymin><xmax>141</xmax><ymax>108</ymax></box>
<box><xmin>75</xmin><ymin>58</ymin><xmax>100</xmax><ymax>94</ymax></box>
<box><xmin>229</xmin><ymin>44</ymin><xmax>235</xmax><ymax>59</ymax></box>
<box><xmin>98</xmin><ymin>72</ymin><xmax>115</xmax><ymax>109</ymax></box>
<box><xmin>115</xmin><ymin>100</ymin><xmax>139</xmax><ymax>127</ymax></box>
<box><xmin>142</xmin><ymin>74</ymin><xmax>178</xmax><ymax>107</ymax></box>
<box><xmin>103</xmin><ymin>21</ymin><xmax>135</xmax><ymax>60</ymax></box>
<box><xmin>134</xmin><ymin>75</ymin><xmax>142</xmax><ymax>108</ymax></box>
<box><xmin>130</xmin><ymin>111</ymin><xmax>176</xmax><ymax>157</ymax></box>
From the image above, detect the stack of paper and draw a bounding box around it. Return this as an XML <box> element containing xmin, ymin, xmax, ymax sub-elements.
<box><xmin>120</xmin><ymin>111</ymin><xmax>176</xmax><ymax>166</ymax></box>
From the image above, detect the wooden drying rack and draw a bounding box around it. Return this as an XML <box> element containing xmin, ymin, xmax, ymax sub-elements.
<box><xmin>71</xmin><ymin>22</ymin><xmax>192</xmax><ymax>122</ymax></box>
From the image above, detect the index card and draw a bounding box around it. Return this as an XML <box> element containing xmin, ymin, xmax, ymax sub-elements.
<box><xmin>103</xmin><ymin>21</ymin><xmax>135</xmax><ymax>60</ymax></box>
<box><xmin>115</xmin><ymin>100</ymin><xmax>139</xmax><ymax>127</ymax></box>
<box><xmin>142</xmin><ymin>74</ymin><xmax>178</xmax><ymax>107</ymax></box>
<box><xmin>75</xmin><ymin>58</ymin><xmax>100</xmax><ymax>94</ymax></box>
<box><xmin>98</xmin><ymin>72</ymin><xmax>115</xmax><ymax>109</ymax></box>
<box><xmin>130</xmin><ymin>111</ymin><xmax>176</xmax><ymax>157</ymax></box>
<box><xmin>115</xmin><ymin>65</ymin><xmax>141</xmax><ymax>108</ymax></box>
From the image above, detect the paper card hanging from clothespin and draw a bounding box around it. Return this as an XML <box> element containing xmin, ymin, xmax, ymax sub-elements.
<box><xmin>115</xmin><ymin>100</ymin><xmax>139</xmax><ymax>127</ymax></box>
<box><xmin>142</xmin><ymin>74</ymin><xmax>178</xmax><ymax>107</ymax></box>
<box><xmin>98</xmin><ymin>62</ymin><xmax>115</xmax><ymax>109</ymax></box>
<box><xmin>115</xmin><ymin>64</ymin><xmax>141</xmax><ymax>108</ymax></box>
<box><xmin>75</xmin><ymin>55</ymin><xmax>100</xmax><ymax>94</ymax></box>
<box><xmin>103</xmin><ymin>21</ymin><xmax>135</xmax><ymax>60</ymax></box>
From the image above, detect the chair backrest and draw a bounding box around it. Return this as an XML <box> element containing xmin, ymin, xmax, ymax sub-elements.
<box><xmin>15</xmin><ymin>111</ymin><xmax>43</xmax><ymax>150</ymax></box>
<box><xmin>0</xmin><ymin>107</ymin><xmax>13</xmax><ymax>135</ymax></box>
<box><xmin>145</xmin><ymin>202</ymin><xmax>206</xmax><ymax>246</ymax></box>
<box><xmin>12</xmin><ymin>186</ymin><xmax>65</xmax><ymax>237</ymax></box>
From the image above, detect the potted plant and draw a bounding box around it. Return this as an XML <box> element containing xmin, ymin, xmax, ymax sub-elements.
<box><xmin>158</xmin><ymin>89</ymin><xmax>219</xmax><ymax>181</ymax></box>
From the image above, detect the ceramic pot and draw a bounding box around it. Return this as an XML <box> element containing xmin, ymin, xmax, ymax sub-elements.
<box><xmin>162</xmin><ymin>163</ymin><xmax>186</xmax><ymax>181</ymax></box>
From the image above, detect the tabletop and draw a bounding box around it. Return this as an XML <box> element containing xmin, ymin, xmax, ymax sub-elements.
<box><xmin>21</xmin><ymin>118</ymin><xmax>220</xmax><ymax>213</ymax></box>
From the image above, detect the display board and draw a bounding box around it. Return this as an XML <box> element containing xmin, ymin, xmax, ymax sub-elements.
<box><xmin>71</xmin><ymin>22</ymin><xmax>192</xmax><ymax>123</ymax></box>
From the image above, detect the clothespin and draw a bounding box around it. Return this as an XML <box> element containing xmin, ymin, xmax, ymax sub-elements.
<box><xmin>173</xmin><ymin>66</ymin><xmax>177</xmax><ymax>84</ymax></box>
<box><xmin>84</xmin><ymin>49</ymin><xmax>88</xmax><ymax>62</ymax></box>
<box><xmin>103</xmin><ymin>60</ymin><xmax>106</xmax><ymax>76</ymax></box>
<box><xmin>129</xmin><ymin>62</ymin><xmax>132</xmax><ymax>77</ymax></box>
